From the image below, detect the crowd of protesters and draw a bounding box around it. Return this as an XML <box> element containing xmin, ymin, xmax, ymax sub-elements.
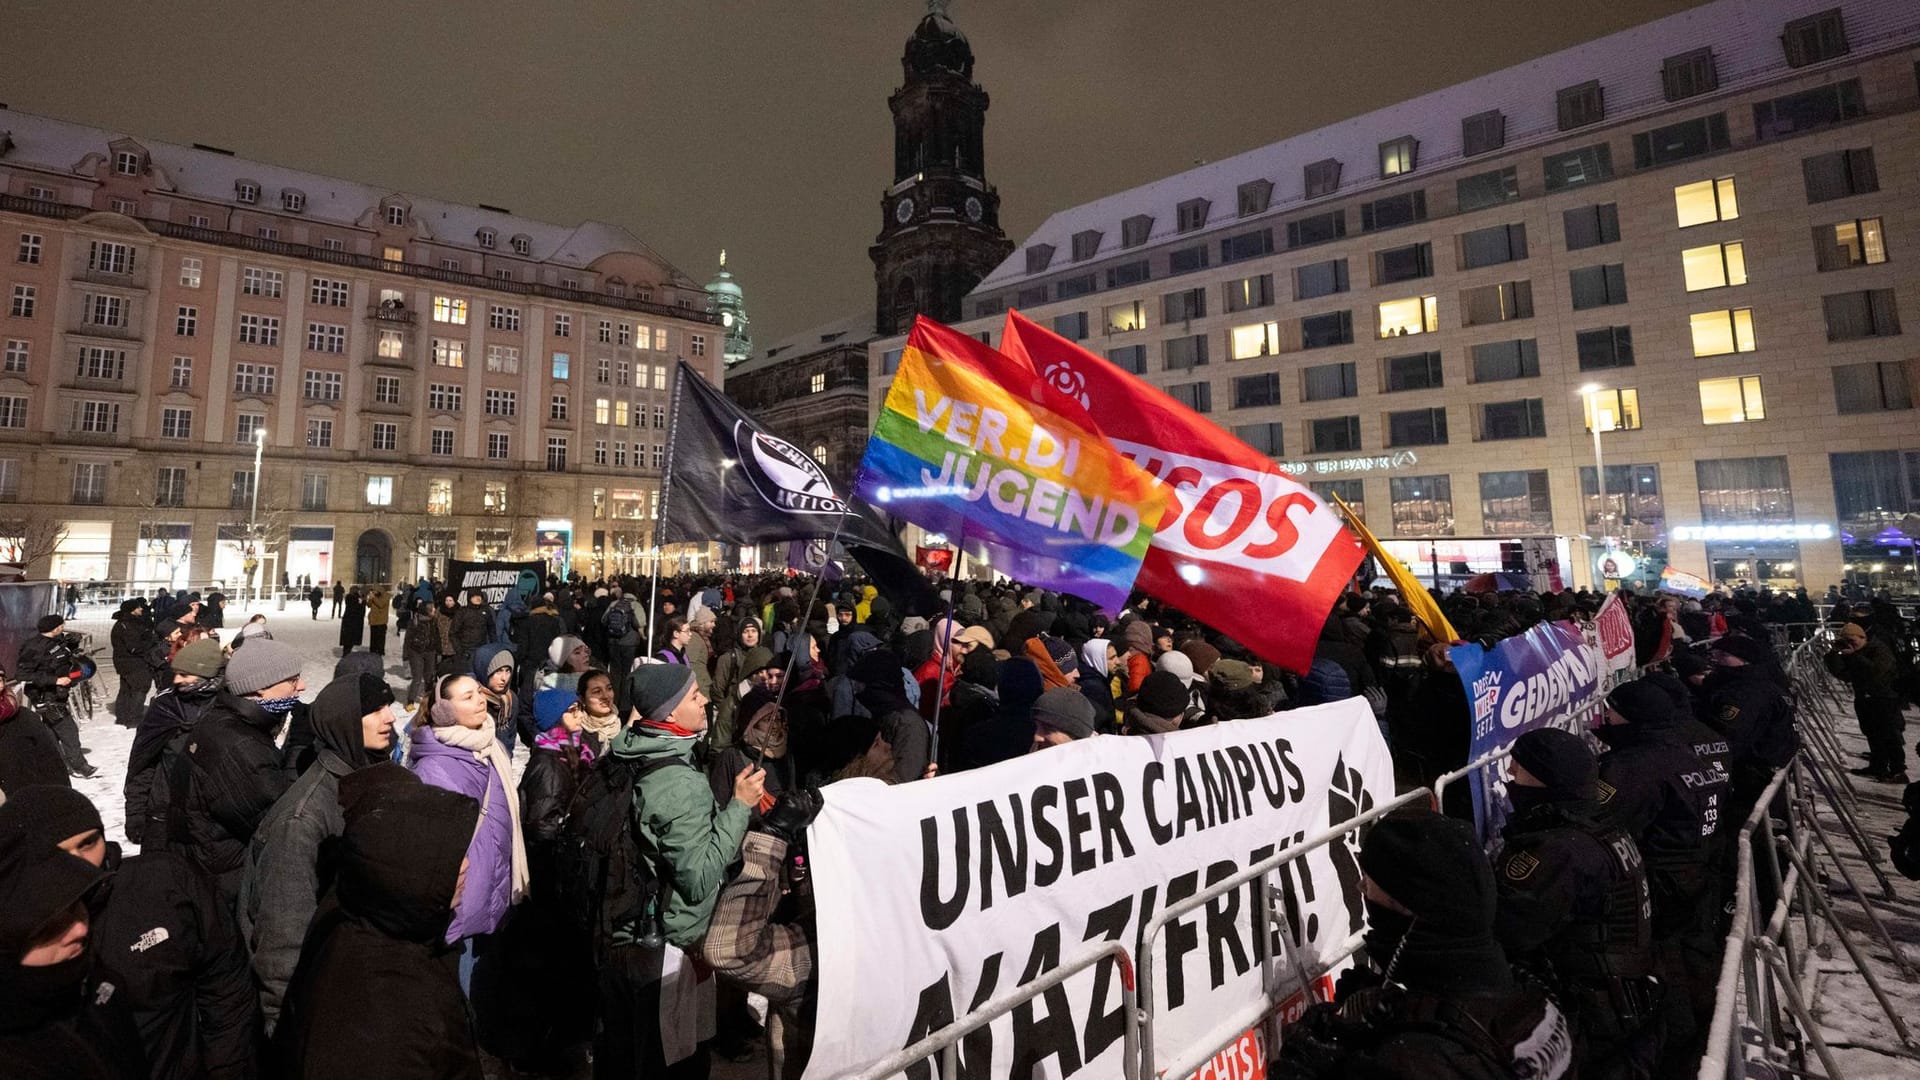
<box><xmin>1</xmin><ymin>567</ymin><xmax>1915</xmax><ymax>1079</ymax></box>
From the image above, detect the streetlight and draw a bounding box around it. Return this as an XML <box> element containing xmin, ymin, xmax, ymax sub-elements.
<box><xmin>1579</xmin><ymin>384</ymin><xmax>1611</xmax><ymax>587</ymax></box>
<box><xmin>248</xmin><ymin>427</ymin><xmax>265</xmax><ymax>604</ymax></box>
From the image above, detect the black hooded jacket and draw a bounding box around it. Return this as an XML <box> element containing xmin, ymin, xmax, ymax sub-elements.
<box><xmin>0</xmin><ymin>703</ymin><xmax>69</xmax><ymax>793</ymax></box>
<box><xmin>148</xmin><ymin>693</ymin><xmax>293</xmax><ymax>905</ymax></box>
<box><xmin>110</xmin><ymin>610</ymin><xmax>157</xmax><ymax>672</ymax></box>
<box><xmin>276</xmin><ymin>767</ymin><xmax>482</xmax><ymax>1080</ymax></box>
<box><xmin>1594</xmin><ymin>719</ymin><xmax>1716</xmax><ymax>936</ymax></box>
<box><xmin>239</xmin><ymin>676</ymin><xmax>391</xmax><ymax>1033</ymax></box>
<box><xmin>89</xmin><ymin>843</ymin><xmax>259</xmax><ymax>1080</ymax></box>
<box><xmin>123</xmin><ymin>681</ymin><xmax>223</xmax><ymax>847</ymax></box>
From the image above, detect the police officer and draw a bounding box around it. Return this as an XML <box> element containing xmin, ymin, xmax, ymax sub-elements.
<box><xmin>14</xmin><ymin>614</ymin><xmax>97</xmax><ymax>778</ymax></box>
<box><xmin>1280</xmin><ymin>808</ymin><xmax>1574</xmax><ymax>1080</ymax></box>
<box><xmin>1595</xmin><ymin>679</ymin><xmax>1718</xmax><ymax>1074</ymax></box>
<box><xmin>1700</xmin><ymin>634</ymin><xmax>1797</xmax><ymax>813</ymax></box>
<box><xmin>1495</xmin><ymin>728</ymin><xmax>1660</xmax><ymax>1079</ymax></box>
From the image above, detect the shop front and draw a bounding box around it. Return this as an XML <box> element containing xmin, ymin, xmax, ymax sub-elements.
<box><xmin>131</xmin><ymin>523</ymin><xmax>192</xmax><ymax>590</ymax></box>
<box><xmin>535</xmin><ymin>520</ymin><xmax>572</xmax><ymax>579</ymax></box>
<box><xmin>1670</xmin><ymin>523</ymin><xmax>1832</xmax><ymax>589</ymax></box>
<box><xmin>285</xmin><ymin>525</ymin><xmax>334</xmax><ymax>588</ymax></box>
<box><xmin>49</xmin><ymin>521</ymin><xmax>112</xmax><ymax>582</ymax></box>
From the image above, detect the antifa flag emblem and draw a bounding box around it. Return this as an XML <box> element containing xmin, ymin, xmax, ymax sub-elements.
<box><xmin>737</xmin><ymin>422</ymin><xmax>846</xmax><ymax>516</ymax></box>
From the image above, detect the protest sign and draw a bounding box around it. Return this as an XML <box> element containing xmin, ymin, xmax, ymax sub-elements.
<box><xmin>1594</xmin><ymin>591</ymin><xmax>1636</xmax><ymax>674</ymax></box>
<box><xmin>802</xmin><ymin>697</ymin><xmax>1392</xmax><ymax>1080</ymax></box>
<box><xmin>445</xmin><ymin>559</ymin><xmax>545</xmax><ymax>607</ymax></box>
<box><xmin>1450</xmin><ymin>621</ymin><xmax>1606</xmax><ymax>842</ymax></box>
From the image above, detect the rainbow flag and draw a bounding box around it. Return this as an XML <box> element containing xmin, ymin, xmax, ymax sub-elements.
<box><xmin>857</xmin><ymin>317</ymin><xmax>1168</xmax><ymax>612</ymax></box>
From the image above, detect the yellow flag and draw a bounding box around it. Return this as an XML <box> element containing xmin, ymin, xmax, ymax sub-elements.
<box><xmin>1330</xmin><ymin>493</ymin><xmax>1459</xmax><ymax>643</ymax></box>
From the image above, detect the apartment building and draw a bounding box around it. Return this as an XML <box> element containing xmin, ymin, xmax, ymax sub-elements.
<box><xmin>869</xmin><ymin>0</ymin><xmax>1920</xmax><ymax>593</ymax></box>
<box><xmin>0</xmin><ymin>108</ymin><xmax>723</xmax><ymax>586</ymax></box>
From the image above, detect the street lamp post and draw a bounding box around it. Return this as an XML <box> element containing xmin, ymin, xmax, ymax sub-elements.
<box><xmin>248</xmin><ymin>427</ymin><xmax>265</xmax><ymax>605</ymax></box>
<box><xmin>1580</xmin><ymin>384</ymin><xmax>1609</xmax><ymax>588</ymax></box>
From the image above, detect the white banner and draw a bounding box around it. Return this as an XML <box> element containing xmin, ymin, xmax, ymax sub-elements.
<box><xmin>802</xmin><ymin>698</ymin><xmax>1395</xmax><ymax>1079</ymax></box>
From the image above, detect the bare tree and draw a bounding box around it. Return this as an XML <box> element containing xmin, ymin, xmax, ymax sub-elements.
<box><xmin>0</xmin><ymin>514</ymin><xmax>70</xmax><ymax>577</ymax></box>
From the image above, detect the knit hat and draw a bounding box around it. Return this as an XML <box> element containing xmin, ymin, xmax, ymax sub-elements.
<box><xmin>1358</xmin><ymin>809</ymin><xmax>1494</xmax><ymax>936</ymax></box>
<box><xmin>1178</xmin><ymin>640</ymin><xmax>1221</xmax><ymax>677</ymax></box>
<box><xmin>533</xmin><ymin>689</ymin><xmax>579</xmax><ymax>733</ymax></box>
<box><xmin>740</xmin><ymin>645</ymin><xmax>780</xmax><ymax>676</ymax></box>
<box><xmin>1033</xmin><ymin>687</ymin><xmax>1097</xmax><ymax>740</ymax></box>
<box><xmin>689</xmin><ymin>606</ymin><xmax>716</xmax><ymax>629</ymax></box>
<box><xmin>1710</xmin><ymin>634</ymin><xmax>1772</xmax><ymax>666</ymax></box>
<box><xmin>35</xmin><ymin>614</ymin><xmax>64</xmax><ymax>634</ymax></box>
<box><xmin>1837</xmin><ymin>623</ymin><xmax>1868</xmax><ymax>645</ymax></box>
<box><xmin>1042</xmin><ymin>636</ymin><xmax>1080</xmax><ymax>677</ymax></box>
<box><xmin>898</xmin><ymin>616</ymin><xmax>929</xmax><ymax>636</ymax></box>
<box><xmin>628</xmin><ymin>663</ymin><xmax>696</xmax><ymax>723</ymax></box>
<box><xmin>548</xmin><ymin>635</ymin><xmax>587</xmax><ymax>670</ymax></box>
<box><xmin>170</xmin><ymin>638</ymin><xmax>226</xmax><ymax>679</ymax></box>
<box><xmin>1210</xmin><ymin>659</ymin><xmax>1256</xmax><ymax>693</ymax></box>
<box><xmin>1509</xmin><ymin>728</ymin><xmax>1598</xmax><ymax>800</ymax></box>
<box><xmin>355</xmin><ymin>673</ymin><xmax>396</xmax><ymax>717</ymax></box>
<box><xmin>0</xmin><ymin>830</ymin><xmax>102</xmax><ymax>956</ymax></box>
<box><xmin>0</xmin><ymin>784</ymin><xmax>104</xmax><ymax>846</ymax></box>
<box><xmin>1606</xmin><ymin>679</ymin><xmax>1676</xmax><ymax>726</ymax></box>
<box><xmin>1157</xmin><ymin>649</ymin><xmax>1198</xmax><ymax>688</ymax></box>
<box><xmin>1136</xmin><ymin>670</ymin><xmax>1189</xmax><ymax>720</ymax></box>
<box><xmin>225</xmin><ymin>639</ymin><xmax>303</xmax><ymax>696</ymax></box>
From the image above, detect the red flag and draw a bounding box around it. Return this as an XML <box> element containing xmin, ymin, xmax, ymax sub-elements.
<box><xmin>1000</xmin><ymin>311</ymin><xmax>1363</xmax><ymax>673</ymax></box>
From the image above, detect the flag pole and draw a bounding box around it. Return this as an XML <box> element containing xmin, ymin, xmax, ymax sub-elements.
<box><xmin>928</xmin><ymin>542</ymin><xmax>966</xmax><ymax>769</ymax></box>
<box><xmin>771</xmin><ymin>508</ymin><xmax>850</xmax><ymax>717</ymax></box>
<box><xmin>649</xmin><ymin>363</ymin><xmax>688</xmax><ymax>647</ymax></box>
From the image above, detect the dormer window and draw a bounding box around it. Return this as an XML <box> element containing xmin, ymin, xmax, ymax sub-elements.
<box><xmin>1237</xmin><ymin>180</ymin><xmax>1273</xmax><ymax>217</ymax></box>
<box><xmin>1025</xmin><ymin>244</ymin><xmax>1055</xmax><ymax>275</ymax></box>
<box><xmin>477</xmin><ymin>228</ymin><xmax>497</xmax><ymax>249</ymax></box>
<box><xmin>1379</xmin><ymin>136</ymin><xmax>1418</xmax><ymax>177</ymax></box>
<box><xmin>235</xmin><ymin>180</ymin><xmax>260</xmax><ymax>204</ymax></box>
<box><xmin>1121</xmin><ymin>215</ymin><xmax>1154</xmax><ymax>248</ymax></box>
<box><xmin>1176</xmin><ymin>198</ymin><xmax>1211</xmax><ymax>233</ymax></box>
<box><xmin>114</xmin><ymin>151</ymin><xmax>142</xmax><ymax>176</ymax></box>
<box><xmin>606</xmin><ymin>277</ymin><xmax>626</xmax><ymax>298</ymax></box>
<box><xmin>510</xmin><ymin>234</ymin><xmax>531</xmax><ymax>256</ymax></box>
<box><xmin>281</xmin><ymin>189</ymin><xmax>306</xmax><ymax>213</ymax></box>
<box><xmin>1071</xmin><ymin>230</ymin><xmax>1103</xmax><ymax>262</ymax></box>
<box><xmin>384</xmin><ymin>204</ymin><xmax>407</xmax><ymax>227</ymax></box>
<box><xmin>1305</xmin><ymin>159</ymin><xmax>1342</xmax><ymax>198</ymax></box>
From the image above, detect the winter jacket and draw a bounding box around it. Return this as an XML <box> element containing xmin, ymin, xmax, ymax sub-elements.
<box><xmin>273</xmin><ymin>700</ymin><xmax>320</xmax><ymax>783</ymax></box>
<box><xmin>609</xmin><ymin>724</ymin><xmax>750</xmax><ymax>949</ymax></box>
<box><xmin>857</xmin><ymin>682</ymin><xmax>931</xmax><ymax>784</ymax></box>
<box><xmin>0</xmin><ymin>949</ymin><xmax>149</xmax><ymax>1080</ymax></box>
<box><xmin>0</xmin><ymin>702</ymin><xmax>70</xmax><ymax>794</ymax></box>
<box><xmin>274</xmin><ymin>771</ymin><xmax>482</xmax><ymax>1080</ymax></box>
<box><xmin>1700</xmin><ymin>663</ymin><xmax>1798</xmax><ymax>802</ymax></box>
<box><xmin>239</xmin><ymin>678</ymin><xmax>389</xmax><ymax>1033</ymax></box>
<box><xmin>402</xmin><ymin>608</ymin><xmax>442</xmax><ymax>660</ymax></box>
<box><xmin>147</xmin><ymin>693</ymin><xmax>293</xmax><ymax>906</ymax></box>
<box><xmin>449</xmin><ymin>604</ymin><xmax>493</xmax><ymax>657</ymax></box>
<box><xmin>472</xmin><ymin>643</ymin><xmax>534</xmax><ymax>749</ymax></box>
<box><xmin>1595</xmin><ymin>722</ymin><xmax>1717</xmax><ymax>938</ymax></box>
<box><xmin>337</xmin><ymin>595</ymin><xmax>365</xmax><ymax>649</ymax></box>
<box><xmin>200</xmin><ymin>595</ymin><xmax>227</xmax><ymax>630</ymax></box>
<box><xmin>15</xmin><ymin>632</ymin><xmax>71</xmax><ymax>701</ymax></box>
<box><xmin>365</xmin><ymin>590</ymin><xmax>390</xmax><ymax>628</ymax></box>
<box><xmin>1826</xmin><ymin>639</ymin><xmax>1902</xmax><ymax>702</ymax></box>
<box><xmin>685</xmin><ymin>630</ymin><xmax>713</xmax><ymax>698</ymax></box>
<box><xmin>123</xmin><ymin>683</ymin><xmax>223</xmax><ymax>846</ymax></box>
<box><xmin>514</xmin><ymin>607</ymin><xmax>564</xmax><ymax>684</ymax></box>
<box><xmin>408</xmin><ymin>724</ymin><xmax>516</xmax><ymax>941</ymax></box>
<box><xmin>111</xmin><ymin>615</ymin><xmax>158</xmax><ymax>673</ymax></box>
<box><xmin>90</xmin><ymin>844</ymin><xmax>258</xmax><ymax>1080</ymax></box>
<box><xmin>518</xmin><ymin>741</ymin><xmax>587</xmax><ymax>848</ymax></box>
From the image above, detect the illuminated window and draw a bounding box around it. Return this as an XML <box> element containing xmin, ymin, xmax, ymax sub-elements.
<box><xmin>382</xmin><ymin>246</ymin><xmax>405</xmax><ymax>267</ymax></box>
<box><xmin>1699</xmin><ymin>376</ymin><xmax>1765</xmax><ymax>424</ymax></box>
<box><xmin>1817</xmin><ymin>218</ymin><xmax>1886</xmax><ymax>270</ymax></box>
<box><xmin>378</xmin><ymin>330</ymin><xmax>405</xmax><ymax>359</ymax></box>
<box><xmin>1690</xmin><ymin>309</ymin><xmax>1757</xmax><ymax>356</ymax></box>
<box><xmin>1378</xmin><ymin>136</ymin><xmax>1418</xmax><ymax>176</ymax></box>
<box><xmin>1376</xmin><ymin>296</ymin><xmax>1438</xmax><ymax>338</ymax></box>
<box><xmin>809</xmin><ymin>372</ymin><xmax>827</xmax><ymax>393</ymax></box>
<box><xmin>594</xmin><ymin>398</ymin><xmax>611</xmax><ymax>425</ymax></box>
<box><xmin>179</xmin><ymin>257</ymin><xmax>201</xmax><ymax>287</ymax></box>
<box><xmin>1682</xmin><ymin>242</ymin><xmax>1747</xmax><ymax>291</ymax></box>
<box><xmin>1104</xmin><ymin>301</ymin><xmax>1147</xmax><ymax>333</ymax></box>
<box><xmin>1674</xmin><ymin>177</ymin><xmax>1738</xmax><ymax>227</ymax></box>
<box><xmin>1583</xmin><ymin>388</ymin><xmax>1641</xmax><ymax>431</ymax></box>
<box><xmin>432</xmin><ymin>296</ymin><xmax>469</xmax><ymax>324</ymax></box>
<box><xmin>366</xmin><ymin>476</ymin><xmax>394</xmax><ymax>505</ymax></box>
<box><xmin>614</xmin><ymin>401</ymin><xmax>629</xmax><ymax>426</ymax></box>
<box><xmin>1230</xmin><ymin>322</ymin><xmax>1281</xmax><ymax>360</ymax></box>
<box><xmin>427</xmin><ymin>479</ymin><xmax>452</xmax><ymax>515</ymax></box>
<box><xmin>431</xmin><ymin>338</ymin><xmax>465</xmax><ymax>367</ymax></box>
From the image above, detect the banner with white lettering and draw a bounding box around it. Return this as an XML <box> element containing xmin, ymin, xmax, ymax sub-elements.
<box><xmin>1594</xmin><ymin>592</ymin><xmax>1636</xmax><ymax>674</ymax></box>
<box><xmin>801</xmin><ymin>698</ymin><xmax>1393</xmax><ymax>1080</ymax></box>
<box><xmin>445</xmin><ymin>559</ymin><xmax>545</xmax><ymax>607</ymax></box>
<box><xmin>1451</xmin><ymin>621</ymin><xmax>1606</xmax><ymax>842</ymax></box>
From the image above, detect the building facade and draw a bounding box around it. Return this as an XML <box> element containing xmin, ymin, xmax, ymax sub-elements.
<box><xmin>0</xmin><ymin>108</ymin><xmax>724</xmax><ymax>588</ymax></box>
<box><xmin>871</xmin><ymin>0</ymin><xmax>1920</xmax><ymax>594</ymax></box>
<box><xmin>726</xmin><ymin>314</ymin><xmax>876</xmax><ymax>495</ymax></box>
<box><xmin>869</xmin><ymin>3</ymin><xmax>1014</xmax><ymax>335</ymax></box>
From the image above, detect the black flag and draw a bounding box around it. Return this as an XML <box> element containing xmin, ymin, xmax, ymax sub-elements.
<box><xmin>662</xmin><ymin>362</ymin><xmax>931</xmax><ymax>607</ymax></box>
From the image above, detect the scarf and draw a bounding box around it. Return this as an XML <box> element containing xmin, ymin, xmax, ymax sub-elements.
<box><xmin>535</xmin><ymin>725</ymin><xmax>595</xmax><ymax>766</ymax></box>
<box><xmin>258</xmin><ymin>694</ymin><xmax>302</xmax><ymax>716</ymax></box>
<box><xmin>579</xmin><ymin>707</ymin><xmax>621</xmax><ymax>750</ymax></box>
<box><xmin>639</xmin><ymin>717</ymin><xmax>702</xmax><ymax>740</ymax></box>
<box><xmin>427</xmin><ymin>720</ymin><xmax>531</xmax><ymax>904</ymax></box>
<box><xmin>1024</xmin><ymin>638</ymin><xmax>1072</xmax><ymax>690</ymax></box>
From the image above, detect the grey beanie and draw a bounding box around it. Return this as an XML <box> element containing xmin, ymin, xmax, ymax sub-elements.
<box><xmin>225</xmin><ymin>639</ymin><xmax>303</xmax><ymax>696</ymax></box>
<box><xmin>628</xmin><ymin>663</ymin><xmax>697</xmax><ymax>723</ymax></box>
<box><xmin>1033</xmin><ymin>686</ymin><xmax>1098</xmax><ymax>740</ymax></box>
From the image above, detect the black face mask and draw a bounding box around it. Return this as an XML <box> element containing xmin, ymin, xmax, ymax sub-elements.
<box><xmin>1506</xmin><ymin>784</ymin><xmax>1555</xmax><ymax>817</ymax></box>
<box><xmin>1362</xmin><ymin>899</ymin><xmax>1417</xmax><ymax>976</ymax></box>
<box><xmin>1592</xmin><ymin>723</ymin><xmax>1628</xmax><ymax>748</ymax></box>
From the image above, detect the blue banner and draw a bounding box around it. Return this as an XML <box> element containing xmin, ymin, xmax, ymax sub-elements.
<box><xmin>1449</xmin><ymin>621</ymin><xmax>1606</xmax><ymax>842</ymax></box>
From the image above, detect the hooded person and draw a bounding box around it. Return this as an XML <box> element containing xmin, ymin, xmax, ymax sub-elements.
<box><xmin>709</xmin><ymin>618</ymin><xmax>766</xmax><ymax>750</ymax></box>
<box><xmin>2</xmin><ymin>786</ymin><xmax>257</xmax><ymax>1080</ymax></box>
<box><xmin>121</xmin><ymin>638</ymin><xmax>225</xmax><ymax>846</ymax></box>
<box><xmin>472</xmin><ymin>642</ymin><xmax>534</xmax><ymax>755</ymax></box>
<box><xmin>1079</xmin><ymin>637</ymin><xmax>1116</xmax><ymax>729</ymax></box>
<box><xmin>408</xmin><ymin>675</ymin><xmax>529</xmax><ymax>945</ymax></box>
<box><xmin>1823</xmin><ymin>621</ymin><xmax>1907</xmax><ymax>782</ymax></box>
<box><xmin>706</xmin><ymin>687</ymin><xmax>793</xmax><ymax>821</ymax></box>
<box><xmin>1116</xmin><ymin>617</ymin><xmax>1155</xmax><ymax>694</ymax></box>
<box><xmin>109</xmin><ymin>598</ymin><xmax>158</xmax><ymax>729</ymax></box>
<box><xmin>146</xmin><ymin>639</ymin><xmax>302</xmax><ymax>908</ymax></box>
<box><xmin>1207</xmin><ymin>659</ymin><xmax>1269</xmax><ymax>722</ymax></box>
<box><xmin>0</xmin><ymin>829</ymin><xmax>148</xmax><ymax>1080</ymax></box>
<box><xmin>1281</xmin><ymin>808</ymin><xmax>1573</xmax><ymax>1079</ymax></box>
<box><xmin>0</xmin><ymin>663</ymin><xmax>71</xmax><ymax>795</ymax></box>
<box><xmin>274</xmin><ymin>766</ymin><xmax>484</xmax><ymax>1080</ymax></box>
<box><xmin>956</xmin><ymin>658</ymin><xmax>1044</xmax><ymax>770</ymax></box>
<box><xmin>850</xmin><ymin>648</ymin><xmax>931</xmax><ymax>784</ymax></box>
<box><xmin>1157</xmin><ymin>649</ymin><xmax>1208</xmax><ymax>716</ymax></box>
<box><xmin>239</xmin><ymin>674</ymin><xmax>400</xmax><ymax>1034</ymax></box>
<box><xmin>1125</xmin><ymin>670</ymin><xmax>1193</xmax><ymax>735</ymax></box>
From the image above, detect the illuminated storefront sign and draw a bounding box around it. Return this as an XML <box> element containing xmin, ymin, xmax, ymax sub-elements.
<box><xmin>1670</xmin><ymin>523</ymin><xmax>1833</xmax><ymax>542</ymax></box>
<box><xmin>1276</xmin><ymin>450</ymin><xmax>1419</xmax><ymax>477</ymax></box>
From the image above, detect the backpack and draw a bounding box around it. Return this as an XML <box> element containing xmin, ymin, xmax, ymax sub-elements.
<box><xmin>604</xmin><ymin>602</ymin><xmax>634</xmax><ymax>640</ymax></box>
<box><xmin>554</xmin><ymin>754</ymin><xmax>679</xmax><ymax>958</ymax></box>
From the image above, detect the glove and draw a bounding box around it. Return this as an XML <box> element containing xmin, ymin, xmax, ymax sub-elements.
<box><xmin>752</xmin><ymin>788</ymin><xmax>823</xmax><ymax>847</ymax></box>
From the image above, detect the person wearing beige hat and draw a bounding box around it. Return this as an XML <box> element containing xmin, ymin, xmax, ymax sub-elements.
<box><xmin>1824</xmin><ymin>622</ymin><xmax>1908</xmax><ymax>782</ymax></box>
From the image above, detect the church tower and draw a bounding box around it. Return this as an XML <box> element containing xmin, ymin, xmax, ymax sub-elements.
<box><xmin>703</xmin><ymin>250</ymin><xmax>753</xmax><ymax>367</ymax></box>
<box><xmin>869</xmin><ymin>0</ymin><xmax>1013</xmax><ymax>336</ymax></box>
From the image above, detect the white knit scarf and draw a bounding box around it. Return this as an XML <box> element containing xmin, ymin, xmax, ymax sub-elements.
<box><xmin>427</xmin><ymin>720</ymin><xmax>530</xmax><ymax>904</ymax></box>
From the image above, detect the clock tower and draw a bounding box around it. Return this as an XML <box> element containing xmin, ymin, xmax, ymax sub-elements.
<box><xmin>870</xmin><ymin>0</ymin><xmax>1013</xmax><ymax>336</ymax></box>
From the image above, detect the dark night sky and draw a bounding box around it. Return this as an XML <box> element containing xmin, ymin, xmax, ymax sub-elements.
<box><xmin>2</xmin><ymin>0</ymin><xmax>1701</xmax><ymax>343</ymax></box>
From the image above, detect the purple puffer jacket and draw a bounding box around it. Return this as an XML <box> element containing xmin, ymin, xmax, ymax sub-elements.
<box><xmin>409</xmin><ymin>725</ymin><xmax>514</xmax><ymax>941</ymax></box>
